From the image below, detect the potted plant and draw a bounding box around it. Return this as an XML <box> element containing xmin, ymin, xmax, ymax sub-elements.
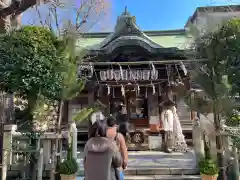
<box><xmin>58</xmin><ymin>146</ymin><xmax>79</xmax><ymax>180</ymax></box>
<box><xmin>199</xmin><ymin>158</ymin><xmax>219</xmax><ymax>180</ymax></box>
<box><xmin>199</xmin><ymin>134</ymin><xmax>219</xmax><ymax>180</ymax></box>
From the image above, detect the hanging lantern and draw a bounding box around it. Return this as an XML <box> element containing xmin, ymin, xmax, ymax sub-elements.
<box><xmin>107</xmin><ymin>69</ymin><xmax>114</xmax><ymax>80</ymax></box>
<box><xmin>122</xmin><ymin>70</ymin><xmax>128</xmax><ymax>80</ymax></box>
<box><xmin>100</xmin><ymin>71</ymin><xmax>107</xmax><ymax>81</ymax></box>
<box><xmin>114</xmin><ymin>70</ymin><xmax>121</xmax><ymax>81</ymax></box>
<box><xmin>142</xmin><ymin>70</ymin><xmax>150</xmax><ymax>80</ymax></box>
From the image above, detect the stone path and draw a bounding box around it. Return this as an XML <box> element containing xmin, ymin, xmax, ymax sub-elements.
<box><xmin>77</xmin><ymin>150</ymin><xmax>196</xmax><ymax>170</ymax></box>
<box><xmin>76</xmin><ymin>150</ymin><xmax>198</xmax><ymax>178</ymax></box>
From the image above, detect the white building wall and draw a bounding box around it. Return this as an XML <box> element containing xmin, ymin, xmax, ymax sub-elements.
<box><xmin>192</xmin><ymin>11</ymin><xmax>240</xmax><ymax>35</ymax></box>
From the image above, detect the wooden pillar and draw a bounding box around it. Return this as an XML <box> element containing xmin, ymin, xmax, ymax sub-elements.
<box><xmin>43</xmin><ymin>140</ymin><xmax>51</xmax><ymax>164</ymax></box>
<box><xmin>37</xmin><ymin>148</ymin><xmax>43</xmax><ymax>180</ymax></box>
<box><xmin>148</xmin><ymin>91</ymin><xmax>160</xmax><ymax>132</ymax></box>
<box><xmin>148</xmin><ymin>90</ymin><xmax>162</xmax><ymax>150</ymax></box>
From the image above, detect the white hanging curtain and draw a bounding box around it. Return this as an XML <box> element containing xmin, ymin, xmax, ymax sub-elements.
<box><xmin>114</xmin><ymin>70</ymin><xmax>121</xmax><ymax>81</ymax></box>
<box><xmin>100</xmin><ymin>71</ymin><xmax>107</xmax><ymax>81</ymax></box>
<box><xmin>142</xmin><ymin>70</ymin><xmax>150</xmax><ymax>80</ymax></box>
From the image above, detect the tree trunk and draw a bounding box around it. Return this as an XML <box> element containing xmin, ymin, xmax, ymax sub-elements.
<box><xmin>213</xmin><ymin>100</ymin><xmax>227</xmax><ymax>180</ymax></box>
<box><xmin>0</xmin><ymin>0</ymin><xmax>37</xmax><ymax>19</ymax></box>
<box><xmin>50</xmin><ymin>100</ymin><xmax>64</xmax><ymax>180</ymax></box>
<box><xmin>0</xmin><ymin>0</ymin><xmax>12</xmax><ymax>32</ymax></box>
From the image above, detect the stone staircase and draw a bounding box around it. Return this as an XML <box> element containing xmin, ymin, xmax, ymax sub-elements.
<box><xmin>77</xmin><ymin>150</ymin><xmax>201</xmax><ymax>180</ymax></box>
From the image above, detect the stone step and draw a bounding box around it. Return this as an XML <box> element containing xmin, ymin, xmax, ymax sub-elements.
<box><xmin>124</xmin><ymin>167</ymin><xmax>197</xmax><ymax>175</ymax></box>
<box><xmin>77</xmin><ymin>167</ymin><xmax>197</xmax><ymax>176</ymax></box>
<box><xmin>124</xmin><ymin>175</ymin><xmax>201</xmax><ymax>180</ymax></box>
<box><xmin>77</xmin><ymin>175</ymin><xmax>201</xmax><ymax>180</ymax></box>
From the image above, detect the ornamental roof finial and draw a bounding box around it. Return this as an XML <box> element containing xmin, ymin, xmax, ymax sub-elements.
<box><xmin>124</xmin><ymin>6</ymin><xmax>128</xmax><ymax>14</ymax></box>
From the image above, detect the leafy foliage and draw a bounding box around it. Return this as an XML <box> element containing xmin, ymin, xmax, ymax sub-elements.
<box><xmin>73</xmin><ymin>107</ymin><xmax>95</xmax><ymax>123</ymax></box>
<box><xmin>199</xmin><ymin>158</ymin><xmax>219</xmax><ymax>175</ymax></box>
<box><xmin>225</xmin><ymin>110</ymin><xmax>240</xmax><ymax>127</ymax></box>
<box><xmin>192</xmin><ymin>19</ymin><xmax>240</xmax><ymax>97</ymax></box>
<box><xmin>58</xmin><ymin>36</ymin><xmax>85</xmax><ymax>101</ymax></box>
<box><xmin>188</xmin><ymin>19</ymin><xmax>240</xmax><ymax>118</ymax></box>
<box><xmin>58</xmin><ymin>146</ymin><xmax>79</xmax><ymax>175</ymax></box>
<box><xmin>0</xmin><ymin>26</ymin><xmax>64</xmax><ymax>100</ymax></box>
<box><xmin>200</xmin><ymin>136</ymin><xmax>219</xmax><ymax>175</ymax></box>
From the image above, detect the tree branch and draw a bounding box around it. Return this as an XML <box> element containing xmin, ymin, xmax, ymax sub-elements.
<box><xmin>0</xmin><ymin>0</ymin><xmax>37</xmax><ymax>18</ymax></box>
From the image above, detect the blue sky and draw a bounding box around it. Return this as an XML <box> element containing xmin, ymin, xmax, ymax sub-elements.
<box><xmin>22</xmin><ymin>0</ymin><xmax>240</xmax><ymax>31</ymax></box>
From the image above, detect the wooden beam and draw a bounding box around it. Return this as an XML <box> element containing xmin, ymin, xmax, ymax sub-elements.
<box><xmin>81</xmin><ymin>59</ymin><xmax>206</xmax><ymax>66</ymax></box>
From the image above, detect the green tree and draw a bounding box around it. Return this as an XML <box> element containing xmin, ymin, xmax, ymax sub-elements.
<box><xmin>187</xmin><ymin>19</ymin><xmax>240</xmax><ymax>180</ymax></box>
<box><xmin>0</xmin><ymin>26</ymin><xmax>64</xmax><ymax>118</ymax></box>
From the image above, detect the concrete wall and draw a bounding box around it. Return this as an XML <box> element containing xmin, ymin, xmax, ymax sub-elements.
<box><xmin>191</xmin><ymin>11</ymin><xmax>240</xmax><ymax>35</ymax></box>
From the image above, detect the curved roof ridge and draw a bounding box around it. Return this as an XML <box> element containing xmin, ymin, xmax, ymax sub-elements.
<box><xmin>89</xmin><ymin>8</ymin><xmax>165</xmax><ymax>51</ymax></box>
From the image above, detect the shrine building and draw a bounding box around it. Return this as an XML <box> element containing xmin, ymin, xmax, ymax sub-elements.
<box><xmin>64</xmin><ymin>5</ymin><xmax>240</xmax><ymax>150</ymax></box>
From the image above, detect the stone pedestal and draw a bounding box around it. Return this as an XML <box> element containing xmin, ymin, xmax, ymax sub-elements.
<box><xmin>2</xmin><ymin>124</ymin><xmax>17</xmax><ymax>180</ymax></box>
<box><xmin>148</xmin><ymin>133</ymin><xmax>163</xmax><ymax>150</ymax></box>
<box><xmin>192</xmin><ymin>119</ymin><xmax>204</xmax><ymax>168</ymax></box>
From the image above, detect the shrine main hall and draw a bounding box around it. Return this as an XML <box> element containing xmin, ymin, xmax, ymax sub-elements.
<box><xmin>65</xmin><ymin>5</ymin><xmax>240</xmax><ymax>150</ymax></box>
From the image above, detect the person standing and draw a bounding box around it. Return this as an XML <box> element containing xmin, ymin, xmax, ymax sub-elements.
<box><xmin>160</xmin><ymin>100</ymin><xmax>188</xmax><ymax>153</ymax></box>
<box><xmin>106</xmin><ymin>116</ymin><xmax>128</xmax><ymax>179</ymax></box>
<box><xmin>84</xmin><ymin>118</ymin><xmax>122</xmax><ymax>180</ymax></box>
<box><xmin>161</xmin><ymin>101</ymin><xmax>174</xmax><ymax>153</ymax></box>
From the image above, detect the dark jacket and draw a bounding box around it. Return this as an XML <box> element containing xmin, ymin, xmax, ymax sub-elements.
<box><xmin>84</xmin><ymin>137</ymin><xmax>122</xmax><ymax>180</ymax></box>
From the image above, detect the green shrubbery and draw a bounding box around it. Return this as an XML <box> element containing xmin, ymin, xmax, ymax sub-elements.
<box><xmin>199</xmin><ymin>158</ymin><xmax>219</xmax><ymax>176</ymax></box>
<box><xmin>58</xmin><ymin>146</ymin><xmax>79</xmax><ymax>175</ymax></box>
